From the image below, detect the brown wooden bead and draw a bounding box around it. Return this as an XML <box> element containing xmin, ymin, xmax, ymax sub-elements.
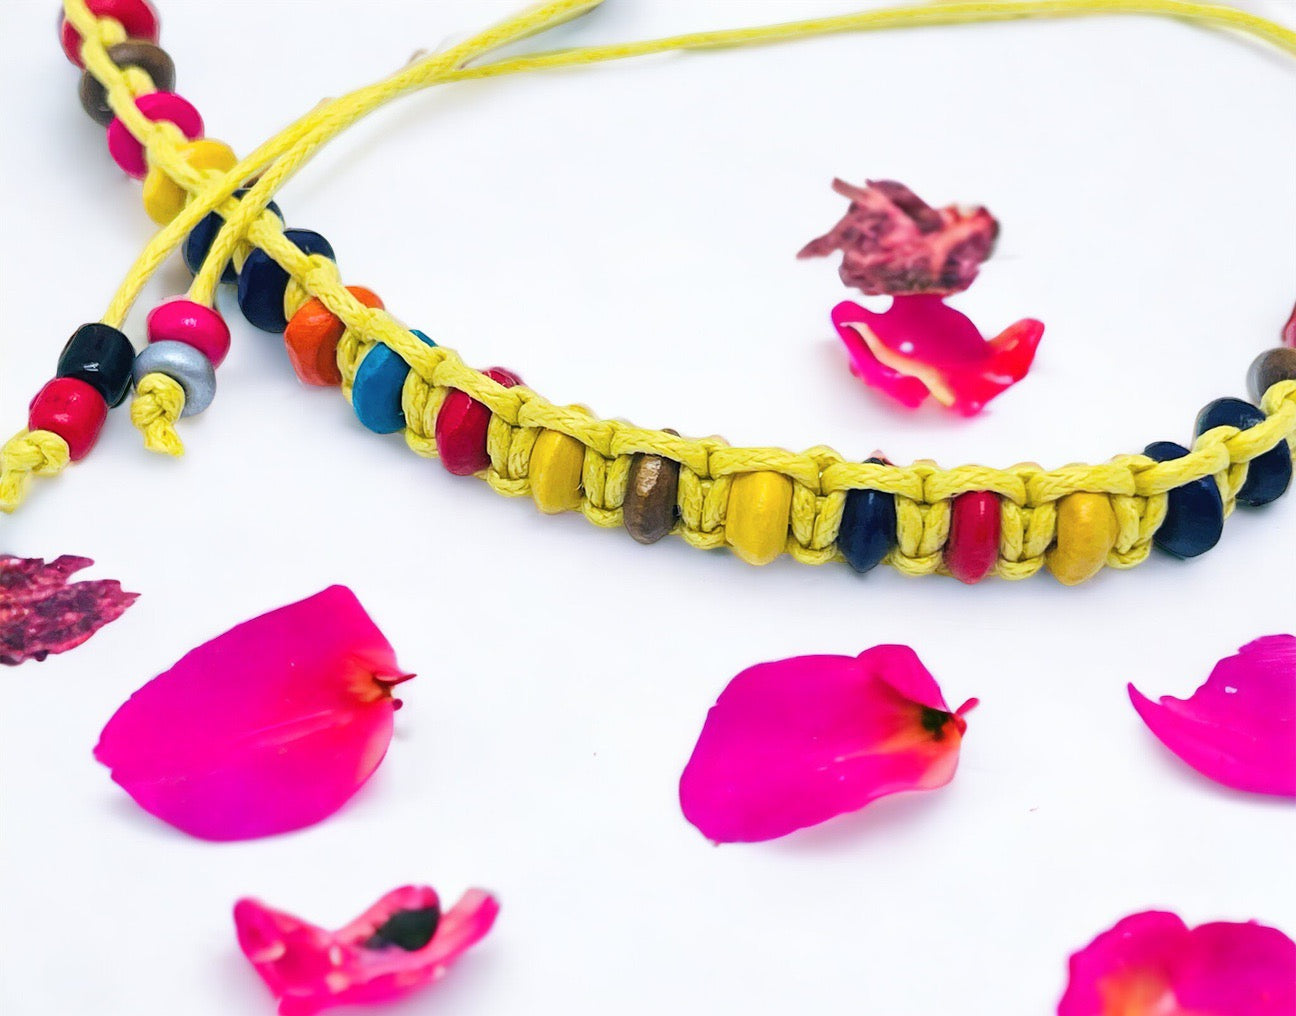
<box><xmin>1247</xmin><ymin>346</ymin><xmax>1296</xmax><ymax>403</ymax></box>
<box><xmin>623</xmin><ymin>430</ymin><xmax>680</xmax><ymax>545</ymax></box>
<box><xmin>79</xmin><ymin>42</ymin><xmax>176</xmax><ymax>126</ymax></box>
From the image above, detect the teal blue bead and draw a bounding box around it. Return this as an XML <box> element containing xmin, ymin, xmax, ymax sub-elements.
<box><xmin>838</xmin><ymin>458</ymin><xmax>897</xmax><ymax>574</ymax></box>
<box><xmin>1194</xmin><ymin>397</ymin><xmax>1292</xmax><ymax>507</ymax></box>
<box><xmin>351</xmin><ymin>330</ymin><xmax>436</xmax><ymax>434</ymax></box>
<box><xmin>1144</xmin><ymin>441</ymin><xmax>1224</xmax><ymax>559</ymax></box>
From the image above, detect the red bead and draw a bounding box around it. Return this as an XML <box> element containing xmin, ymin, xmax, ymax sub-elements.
<box><xmin>28</xmin><ymin>378</ymin><xmax>108</xmax><ymax>461</ymax></box>
<box><xmin>147</xmin><ymin>299</ymin><xmax>231</xmax><ymax>367</ymax></box>
<box><xmin>944</xmin><ymin>491</ymin><xmax>1001</xmax><ymax>584</ymax></box>
<box><xmin>435</xmin><ymin>368</ymin><xmax>522</xmax><ymax>475</ymax></box>
<box><xmin>60</xmin><ymin>0</ymin><xmax>160</xmax><ymax>68</ymax></box>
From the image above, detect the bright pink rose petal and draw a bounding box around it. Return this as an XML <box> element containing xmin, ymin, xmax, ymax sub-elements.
<box><xmin>0</xmin><ymin>555</ymin><xmax>137</xmax><ymax>665</ymax></box>
<box><xmin>94</xmin><ymin>586</ymin><xmax>412</xmax><ymax>841</ymax></box>
<box><xmin>830</xmin><ymin>298</ymin><xmax>1043</xmax><ymax>416</ymax></box>
<box><xmin>1129</xmin><ymin>634</ymin><xmax>1295</xmax><ymax>797</ymax></box>
<box><xmin>679</xmin><ymin>645</ymin><xmax>975</xmax><ymax>843</ymax></box>
<box><xmin>1059</xmin><ymin>910</ymin><xmax>1296</xmax><ymax>1016</ymax></box>
<box><xmin>236</xmin><ymin>885</ymin><xmax>499</xmax><ymax>1016</ymax></box>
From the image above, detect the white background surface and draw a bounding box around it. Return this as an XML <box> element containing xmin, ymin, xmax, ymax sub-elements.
<box><xmin>1</xmin><ymin>1</ymin><xmax>1294</xmax><ymax>1013</ymax></box>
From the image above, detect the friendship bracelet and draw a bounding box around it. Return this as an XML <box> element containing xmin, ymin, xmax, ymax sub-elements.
<box><xmin>5</xmin><ymin>0</ymin><xmax>1295</xmax><ymax>586</ymax></box>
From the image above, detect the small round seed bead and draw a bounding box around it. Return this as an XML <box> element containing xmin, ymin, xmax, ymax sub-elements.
<box><xmin>106</xmin><ymin>90</ymin><xmax>202</xmax><ymax>179</ymax></box>
<box><xmin>141</xmin><ymin>138</ymin><xmax>235</xmax><ymax>225</ymax></box>
<box><xmin>837</xmin><ymin>457</ymin><xmax>897</xmax><ymax>574</ymax></box>
<box><xmin>132</xmin><ymin>341</ymin><xmax>216</xmax><ymax>417</ymax></box>
<box><xmin>1194</xmin><ymin>397</ymin><xmax>1292</xmax><ymax>507</ymax></box>
<box><xmin>945</xmin><ymin>491</ymin><xmax>1000</xmax><ymax>584</ymax></box>
<box><xmin>434</xmin><ymin>368</ymin><xmax>523</xmax><ymax>474</ymax></box>
<box><xmin>529</xmin><ymin>430</ymin><xmax>586</xmax><ymax>514</ymax></box>
<box><xmin>1247</xmin><ymin>347</ymin><xmax>1296</xmax><ymax>403</ymax></box>
<box><xmin>1143</xmin><ymin>441</ymin><xmax>1224</xmax><ymax>559</ymax></box>
<box><xmin>285</xmin><ymin>287</ymin><xmax>384</xmax><ymax>386</ymax></box>
<box><xmin>183</xmin><ymin>189</ymin><xmax>283</xmax><ymax>283</ymax></box>
<box><xmin>622</xmin><ymin>429</ymin><xmax>681</xmax><ymax>545</ymax></box>
<box><xmin>56</xmin><ymin>323</ymin><xmax>135</xmax><ymax>408</ymax></box>
<box><xmin>146</xmin><ymin>299</ymin><xmax>231</xmax><ymax>367</ymax></box>
<box><xmin>28</xmin><ymin>378</ymin><xmax>108</xmax><ymax>460</ymax></box>
<box><xmin>351</xmin><ymin>330</ymin><xmax>437</xmax><ymax>434</ymax></box>
<box><xmin>1047</xmin><ymin>492</ymin><xmax>1119</xmax><ymax>586</ymax></box>
<box><xmin>725</xmin><ymin>471</ymin><xmax>793</xmax><ymax>566</ymax></box>
<box><xmin>79</xmin><ymin>41</ymin><xmax>175</xmax><ymax>126</ymax></box>
<box><xmin>60</xmin><ymin>0</ymin><xmax>160</xmax><ymax>68</ymax></box>
<box><xmin>237</xmin><ymin>230</ymin><xmax>336</xmax><ymax>333</ymax></box>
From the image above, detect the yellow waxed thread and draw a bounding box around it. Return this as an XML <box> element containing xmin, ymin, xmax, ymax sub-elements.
<box><xmin>3</xmin><ymin>0</ymin><xmax>1294</xmax><ymax>575</ymax></box>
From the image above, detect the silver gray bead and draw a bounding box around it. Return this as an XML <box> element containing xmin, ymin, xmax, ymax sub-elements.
<box><xmin>132</xmin><ymin>341</ymin><xmax>217</xmax><ymax>417</ymax></box>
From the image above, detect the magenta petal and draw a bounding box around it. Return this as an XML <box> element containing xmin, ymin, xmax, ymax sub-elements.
<box><xmin>236</xmin><ymin>885</ymin><xmax>499</xmax><ymax>1016</ymax></box>
<box><xmin>94</xmin><ymin>586</ymin><xmax>411</xmax><ymax>841</ymax></box>
<box><xmin>679</xmin><ymin>645</ymin><xmax>972</xmax><ymax>843</ymax></box>
<box><xmin>1059</xmin><ymin>910</ymin><xmax>1296</xmax><ymax>1016</ymax></box>
<box><xmin>0</xmin><ymin>555</ymin><xmax>138</xmax><ymax>665</ymax></box>
<box><xmin>1129</xmin><ymin>635</ymin><xmax>1296</xmax><ymax>797</ymax></box>
<box><xmin>831</xmin><ymin>301</ymin><xmax>931</xmax><ymax>408</ymax></box>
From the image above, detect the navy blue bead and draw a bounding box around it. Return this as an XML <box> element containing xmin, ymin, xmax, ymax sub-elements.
<box><xmin>1143</xmin><ymin>441</ymin><xmax>1225</xmax><ymax>559</ymax></box>
<box><xmin>838</xmin><ymin>458</ymin><xmax>897</xmax><ymax>573</ymax></box>
<box><xmin>236</xmin><ymin>229</ymin><xmax>336</xmax><ymax>333</ymax></box>
<box><xmin>182</xmin><ymin>189</ymin><xmax>284</xmax><ymax>283</ymax></box>
<box><xmin>56</xmin><ymin>323</ymin><xmax>135</xmax><ymax>408</ymax></box>
<box><xmin>1194</xmin><ymin>397</ymin><xmax>1292</xmax><ymax>507</ymax></box>
<box><xmin>352</xmin><ymin>329</ymin><xmax>437</xmax><ymax>434</ymax></box>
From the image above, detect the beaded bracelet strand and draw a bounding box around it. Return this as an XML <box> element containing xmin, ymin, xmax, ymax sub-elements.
<box><xmin>5</xmin><ymin>0</ymin><xmax>1295</xmax><ymax>587</ymax></box>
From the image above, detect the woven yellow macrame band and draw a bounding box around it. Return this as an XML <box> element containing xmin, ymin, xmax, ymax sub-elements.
<box><xmin>5</xmin><ymin>0</ymin><xmax>1293</xmax><ymax>585</ymax></box>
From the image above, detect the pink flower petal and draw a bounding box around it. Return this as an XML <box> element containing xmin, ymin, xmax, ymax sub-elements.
<box><xmin>831</xmin><ymin>298</ymin><xmax>1044</xmax><ymax>415</ymax></box>
<box><xmin>236</xmin><ymin>885</ymin><xmax>499</xmax><ymax>1016</ymax></box>
<box><xmin>0</xmin><ymin>555</ymin><xmax>137</xmax><ymax>665</ymax></box>
<box><xmin>1059</xmin><ymin>910</ymin><xmax>1296</xmax><ymax>1016</ymax></box>
<box><xmin>94</xmin><ymin>586</ymin><xmax>412</xmax><ymax>841</ymax></box>
<box><xmin>798</xmin><ymin>178</ymin><xmax>1000</xmax><ymax>296</ymax></box>
<box><xmin>678</xmin><ymin>645</ymin><xmax>975</xmax><ymax>843</ymax></box>
<box><xmin>1128</xmin><ymin>635</ymin><xmax>1296</xmax><ymax>797</ymax></box>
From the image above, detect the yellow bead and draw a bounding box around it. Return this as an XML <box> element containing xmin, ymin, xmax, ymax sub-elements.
<box><xmin>725</xmin><ymin>471</ymin><xmax>793</xmax><ymax>566</ymax></box>
<box><xmin>1047</xmin><ymin>492</ymin><xmax>1119</xmax><ymax>586</ymax></box>
<box><xmin>142</xmin><ymin>139</ymin><xmax>238</xmax><ymax>225</ymax></box>
<box><xmin>529</xmin><ymin>430</ymin><xmax>585</xmax><ymax>514</ymax></box>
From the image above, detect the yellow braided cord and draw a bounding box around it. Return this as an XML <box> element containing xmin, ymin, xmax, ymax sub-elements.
<box><xmin>0</xmin><ymin>431</ymin><xmax>71</xmax><ymax>514</ymax></box>
<box><xmin>15</xmin><ymin>0</ymin><xmax>1293</xmax><ymax>579</ymax></box>
<box><xmin>129</xmin><ymin>373</ymin><xmax>186</xmax><ymax>456</ymax></box>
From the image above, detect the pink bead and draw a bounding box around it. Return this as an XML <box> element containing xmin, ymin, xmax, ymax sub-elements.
<box><xmin>28</xmin><ymin>378</ymin><xmax>108</xmax><ymax>462</ymax></box>
<box><xmin>147</xmin><ymin>299</ymin><xmax>231</xmax><ymax>367</ymax></box>
<box><xmin>106</xmin><ymin>91</ymin><xmax>202</xmax><ymax>179</ymax></box>
<box><xmin>60</xmin><ymin>0</ymin><xmax>160</xmax><ymax>68</ymax></box>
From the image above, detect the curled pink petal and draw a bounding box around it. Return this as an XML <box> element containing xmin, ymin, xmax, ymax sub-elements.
<box><xmin>679</xmin><ymin>645</ymin><xmax>975</xmax><ymax>843</ymax></box>
<box><xmin>1059</xmin><ymin>910</ymin><xmax>1296</xmax><ymax>1015</ymax></box>
<box><xmin>831</xmin><ymin>298</ymin><xmax>1044</xmax><ymax>415</ymax></box>
<box><xmin>94</xmin><ymin>585</ymin><xmax>412</xmax><ymax>841</ymax></box>
<box><xmin>1129</xmin><ymin>634</ymin><xmax>1296</xmax><ymax>797</ymax></box>
<box><xmin>236</xmin><ymin>885</ymin><xmax>499</xmax><ymax>1016</ymax></box>
<box><xmin>799</xmin><ymin>178</ymin><xmax>1000</xmax><ymax>296</ymax></box>
<box><xmin>0</xmin><ymin>555</ymin><xmax>137</xmax><ymax>665</ymax></box>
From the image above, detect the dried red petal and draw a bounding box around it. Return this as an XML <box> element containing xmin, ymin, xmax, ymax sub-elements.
<box><xmin>799</xmin><ymin>179</ymin><xmax>1000</xmax><ymax>296</ymax></box>
<box><xmin>0</xmin><ymin>555</ymin><xmax>138</xmax><ymax>665</ymax></box>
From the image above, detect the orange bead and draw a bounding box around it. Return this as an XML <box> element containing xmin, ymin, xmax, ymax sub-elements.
<box><xmin>283</xmin><ymin>287</ymin><xmax>384</xmax><ymax>386</ymax></box>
